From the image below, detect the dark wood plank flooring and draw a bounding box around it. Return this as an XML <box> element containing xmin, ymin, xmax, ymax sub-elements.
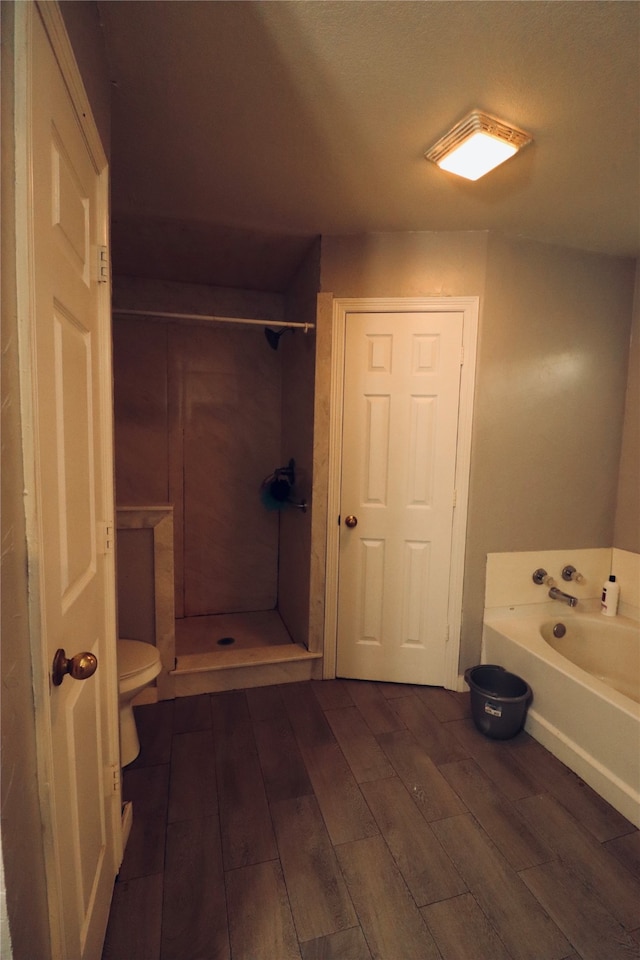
<box><xmin>102</xmin><ymin>680</ymin><xmax>640</xmax><ymax>960</ymax></box>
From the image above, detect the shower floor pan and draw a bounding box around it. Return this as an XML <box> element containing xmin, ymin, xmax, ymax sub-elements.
<box><xmin>176</xmin><ymin>610</ymin><xmax>294</xmax><ymax>655</ymax></box>
<box><xmin>172</xmin><ymin>610</ymin><xmax>322</xmax><ymax>695</ymax></box>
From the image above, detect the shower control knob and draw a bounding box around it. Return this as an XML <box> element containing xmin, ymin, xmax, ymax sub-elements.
<box><xmin>344</xmin><ymin>515</ymin><xmax>358</xmax><ymax>528</ymax></box>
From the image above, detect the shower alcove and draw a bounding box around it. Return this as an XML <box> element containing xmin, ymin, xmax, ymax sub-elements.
<box><xmin>112</xmin><ymin>278</ymin><xmax>324</xmax><ymax>696</ymax></box>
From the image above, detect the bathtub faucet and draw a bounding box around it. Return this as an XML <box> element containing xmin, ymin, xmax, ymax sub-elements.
<box><xmin>548</xmin><ymin>585</ymin><xmax>578</xmax><ymax>607</ymax></box>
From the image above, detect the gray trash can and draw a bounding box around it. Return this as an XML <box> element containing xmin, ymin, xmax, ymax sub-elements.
<box><xmin>464</xmin><ymin>664</ymin><xmax>532</xmax><ymax>740</ymax></box>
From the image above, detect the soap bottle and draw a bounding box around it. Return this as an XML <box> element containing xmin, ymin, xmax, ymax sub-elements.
<box><xmin>601</xmin><ymin>575</ymin><xmax>620</xmax><ymax>617</ymax></box>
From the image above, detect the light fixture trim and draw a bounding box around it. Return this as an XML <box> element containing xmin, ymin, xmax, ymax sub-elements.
<box><xmin>425</xmin><ymin>110</ymin><xmax>533</xmax><ymax>180</ymax></box>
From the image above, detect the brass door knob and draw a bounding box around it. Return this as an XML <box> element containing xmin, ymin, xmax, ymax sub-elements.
<box><xmin>52</xmin><ymin>649</ymin><xmax>98</xmax><ymax>686</ymax></box>
<box><xmin>344</xmin><ymin>515</ymin><xmax>358</xmax><ymax>528</ymax></box>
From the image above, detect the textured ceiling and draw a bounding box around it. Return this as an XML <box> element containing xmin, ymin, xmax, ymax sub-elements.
<box><xmin>98</xmin><ymin>0</ymin><xmax>639</xmax><ymax>290</ymax></box>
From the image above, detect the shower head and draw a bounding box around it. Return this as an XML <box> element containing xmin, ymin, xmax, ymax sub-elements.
<box><xmin>264</xmin><ymin>327</ymin><xmax>293</xmax><ymax>351</ymax></box>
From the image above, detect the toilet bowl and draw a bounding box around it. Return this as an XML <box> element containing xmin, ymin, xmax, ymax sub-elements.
<box><xmin>117</xmin><ymin>639</ymin><xmax>162</xmax><ymax>766</ymax></box>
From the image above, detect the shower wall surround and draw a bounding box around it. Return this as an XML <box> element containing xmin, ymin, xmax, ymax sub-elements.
<box><xmin>114</xmin><ymin>317</ymin><xmax>281</xmax><ymax>616</ymax></box>
<box><xmin>113</xmin><ymin>269</ymin><xmax>318</xmax><ymax>649</ymax></box>
<box><xmin>176</xmin><ymin>322</ymin><xmax>282</xmax><ymax>616</ymax></box>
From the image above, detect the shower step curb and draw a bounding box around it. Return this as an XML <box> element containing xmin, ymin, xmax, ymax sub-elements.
<box><xmin>173</xmin><ymin>642</ymin><xmax>320</xmax><ymax>674</ymax></box>
<box><xmin>171</xmin><ymin>643</ymin><xmax>323</xmax><ymax>696</ymax></box>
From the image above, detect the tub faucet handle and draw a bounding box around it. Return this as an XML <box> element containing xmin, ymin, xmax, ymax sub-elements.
<box><xmin>562</xmin><ymin>565</ymin><xmax>585</xmax><ymax>584</ymax></box>
<box><xmin>532</xmin><ymin>568</ymin><xmax>555</xmax><ymax>586</ymax></box>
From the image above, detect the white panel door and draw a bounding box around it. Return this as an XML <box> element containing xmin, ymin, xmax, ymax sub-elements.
<box><xmin>20</xmin><ymin>7</ymin><xmax>121</xmax><ymax>958</ymax></box>
<box><xmin>336</xmin><ymin>311</ymin><xmax>463</xmax><ymax>685</ymax></box>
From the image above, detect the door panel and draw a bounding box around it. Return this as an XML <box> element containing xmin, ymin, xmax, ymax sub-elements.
<box><xmin>337</xmin><ymin>311</ymin><xmax>463</xmax><ymax>685</ymax></box>
<box><xmin>54</xmin><ymin>305</ymin><xmax>96</xmax><ymax>601</ymax></box>
<box><xmin>23</xmin><ymin>7</ymin><xmax>120</xmax><ymax>957</ymax></box>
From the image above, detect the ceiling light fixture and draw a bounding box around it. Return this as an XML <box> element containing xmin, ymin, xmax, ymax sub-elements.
<box><xmin>425</xmin><ymin>110</ymin><xmax>533</xmax><ymax>181</ymax></box>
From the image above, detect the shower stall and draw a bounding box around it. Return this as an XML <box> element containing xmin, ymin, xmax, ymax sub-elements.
<box><xmin>112</xmin><ymin>275</ymin><xmax>321</xmax><ymax>695</ymax></box>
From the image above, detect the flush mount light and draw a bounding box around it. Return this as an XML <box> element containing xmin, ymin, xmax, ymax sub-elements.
<box><xmin>425</xmin><ymin>111</ymin><xmax>532</xmax><ymax>181</ymax></box>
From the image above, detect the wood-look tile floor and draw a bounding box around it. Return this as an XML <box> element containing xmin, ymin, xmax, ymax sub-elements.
<box><xmin>102</xmin><ymin>680</ymin><xmax>640</xmax><ymax>960</ymax></box>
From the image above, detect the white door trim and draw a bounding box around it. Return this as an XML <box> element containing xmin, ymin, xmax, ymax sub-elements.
<box><xmin>323</xmin><ymin>297</ymin><xmax>479</xmax><ymax>690</ymax></box>
<box><xmin>14</xmin><ymin>3</ymin><xmax>120</xmax><ymax>956</ymax></box>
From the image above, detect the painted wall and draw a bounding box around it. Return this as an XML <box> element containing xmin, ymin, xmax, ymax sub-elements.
<box><xmin>321</xmin><ymin>231</ymin><xmax>489</xmax><ymax>300</ymax></box>
<box><xmin>614</xmin><ymin>264</ymin><xmax>640</xmax><ymax>553</ymax></box>
<box><xmin>321</xmin><ymin>231</ymin><xmax>635</xmax><ymax>671</ymax></box>
<box><xmin>59</xmin><ymin>0</ymin><xmax>111</xmax><ymax>156</ymax></box>
<box><xmin>464</xmin><ymin>232</ymin><xmax>634</xmax><ymax>667</ymax></box>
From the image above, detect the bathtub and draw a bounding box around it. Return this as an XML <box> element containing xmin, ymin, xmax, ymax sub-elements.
<box><xmin>482</xmin><ymin>609</ymin><xmax>640</xmax><ymax>827</ymax></box>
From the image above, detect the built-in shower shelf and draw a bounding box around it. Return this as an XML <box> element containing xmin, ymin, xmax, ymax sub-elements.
<box><xmin>171</xmin><ymin>643</ymin><xmax>322</xmax><ymax>696</ymax></box>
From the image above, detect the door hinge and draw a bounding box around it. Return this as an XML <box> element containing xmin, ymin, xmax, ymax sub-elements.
<box><xmin>452</xmin><ymin>489</ymin><xmax>457</xmax><ymax>508</ymax></box>
<box><xmin>460</xmin><ymin>345</ymin><xmax>464</xmax><ymax>365</ymax></box>
<box><xmin>99</xmin><ymin>520</ymin><xmax>114</xmax><ymax>555</ymax></box>
<box><xmin>97</xmin><ymin>245</ymin><xmax>109</xmax><ymax>283</ymax></box>
<box><xmin>444</xmin><ymin>625</ymin><xmax>450</xmax><ymax>644</ymax></box>
<box><xmin>108</xmin><ymin>761</ymin><xmax>121</xmax><ymax>795</ymax></box>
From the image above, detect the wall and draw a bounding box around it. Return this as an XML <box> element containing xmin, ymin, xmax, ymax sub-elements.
<box><xmin>59</xmin><ymin>0</ymin><xmax>110</xmax><ymax>156</ymax></box>
<box><xmin>614</xmin><ymin>263</ymin><xmax>640</xmax><ymax>553</ymax></box>
<box><xmin>321</xmin><ymin>231</ymin><xmax>489</xmax><ymax>299</ymax></box>
<box><xmin>463</xmin><ymin>233</ymin><xmax>634</xmax><ymax>667</ymax></box>
<box><xmin>320</xmin><ymin>230</ymin><xmax>635</xmax><ymax>672</ymax></box>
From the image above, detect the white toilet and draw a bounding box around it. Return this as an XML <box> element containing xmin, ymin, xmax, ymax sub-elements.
<box><xmin>117</xmin><ymin>639</ymin><xmax>162</xmax><ymax>766</ymax></box>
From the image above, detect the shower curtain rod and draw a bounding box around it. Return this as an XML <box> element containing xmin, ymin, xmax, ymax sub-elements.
<box><xmin>112</xmin><ymin>308</ymin><xmax>314</xmax><ymax>332</ymax></box>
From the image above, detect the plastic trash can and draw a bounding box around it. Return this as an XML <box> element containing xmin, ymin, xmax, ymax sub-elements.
<box><xmin>464</xmin><ymin>664</ymin><xmax>532</xmax><ymax>740</ymax></box>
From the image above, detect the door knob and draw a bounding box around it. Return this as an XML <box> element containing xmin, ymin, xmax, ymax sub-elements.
<box><xmin>52</xmin><ymin>648</ymin><xmax>98</xmax><ymax>686</ymax></box>
<box><xmin>344</xmin><ymin>515</ymin><xmax>358</xmax><ymax>528</ymax></box>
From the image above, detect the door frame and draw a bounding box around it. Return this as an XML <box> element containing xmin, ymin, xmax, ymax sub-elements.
<box><xmin>323</xmin><ymin>297</ymin><xmax>479</xmax><ymax>690</ymax></box>
<box><xmin>13</xmin><ymin>2</ymin><xmax>121</xmax><ymax>955</ymax></box>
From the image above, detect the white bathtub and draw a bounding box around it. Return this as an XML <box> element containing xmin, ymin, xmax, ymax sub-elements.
<box><xmin>482</xmin><ymin>609</ymin><xmax>640</xmax><ymax>827</ymax></box>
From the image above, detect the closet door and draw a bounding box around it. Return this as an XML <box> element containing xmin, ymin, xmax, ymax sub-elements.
<box><xmin>336</xmin><ymin>309</ymin><xmax>464</xmax><ymax>685</ymax></box>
